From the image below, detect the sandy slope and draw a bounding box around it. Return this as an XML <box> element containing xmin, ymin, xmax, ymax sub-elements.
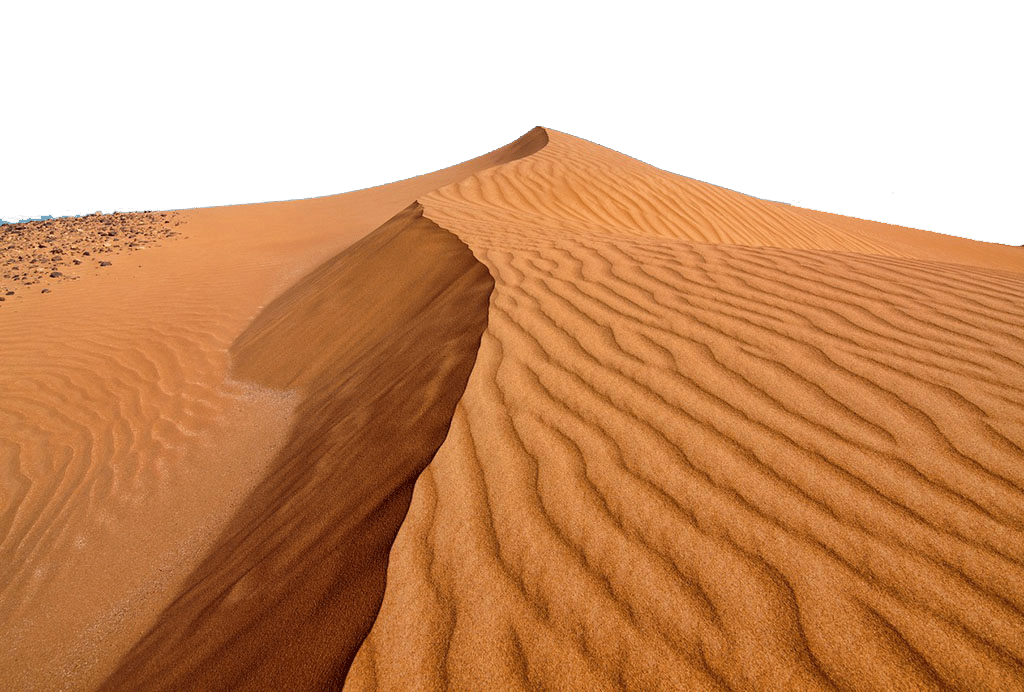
<box><xmin>346</xmin><ymin>131</ymin><xmax>1024</xmax><ymax>690</ymax></box>
<box><xmin>2</xmin><ymin>126</ymin><xmax>1023</xmax><ymax>691</ymax></box>
<box><xmin>0</xmin><ymin>130</ymin><xmax>543</xmax><ymax>691</ymax></box>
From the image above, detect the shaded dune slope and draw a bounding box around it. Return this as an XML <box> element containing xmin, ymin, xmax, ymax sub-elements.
<box><xmin>100</xmin><ymin>206</ymin><xmax>493</xmax><ymax>691</ymax></box>
<box><xmin>347</xmin><ymin>131</ymin><xmax>1024</xmax><ymax>689</ymax></box>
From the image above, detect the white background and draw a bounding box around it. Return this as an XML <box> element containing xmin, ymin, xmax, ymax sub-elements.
<box><xmin>2</xmin><ymin>1</ymin><xmax>1020</xmax><ymax>245</ymax></box>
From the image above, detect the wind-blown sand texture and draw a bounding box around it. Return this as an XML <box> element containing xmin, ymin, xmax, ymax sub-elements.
<box><xmin>2</xmin><ymin>128</ymin><xmax>1023</xmax><ymax>691</ymax></box>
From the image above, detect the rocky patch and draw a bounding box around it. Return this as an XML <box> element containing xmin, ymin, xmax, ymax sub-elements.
<box><xmin>0</xmin><ymin>211</ymin><xmax>185</xmax><ymax>302</ymax></box>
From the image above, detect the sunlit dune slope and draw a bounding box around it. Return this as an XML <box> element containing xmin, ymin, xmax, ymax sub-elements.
<box><xmin>0</xmin><ymin>129</ymin><xmax>543</xmax><ymax>691</ymax></box>
<box><xmin>347</xmin><ymin>130</ymin><xmax>1024</xmax><ymax>690</ymax></box>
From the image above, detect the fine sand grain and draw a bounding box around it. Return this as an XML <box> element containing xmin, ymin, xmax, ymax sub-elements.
<box><xmin>2</xmin><ymin>127</ymin><xmax>1022</xmax><ymax>691</ymax></box>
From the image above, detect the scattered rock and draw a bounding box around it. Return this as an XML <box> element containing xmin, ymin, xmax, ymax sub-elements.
<box><xmin>41</xmin><ymin>288</ymin><xmax>50</xmax><ymax>294</ymax></box>
<box><xmin>0</xmin><ymin>211</ymin><xmax>183</xmax><ymax>291</ymax></box>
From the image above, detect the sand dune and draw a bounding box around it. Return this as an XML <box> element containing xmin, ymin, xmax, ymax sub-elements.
<box><xmin>2</xmin><ymin>127</ymin><xmax>1023</xmax><ymax>690</ymax></box>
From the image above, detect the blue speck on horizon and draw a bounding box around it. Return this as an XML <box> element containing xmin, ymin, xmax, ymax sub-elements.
<box><xmin>0</xmin><ymin>215</ymin><xmax>56</xmax><ymax>225</ymax></box>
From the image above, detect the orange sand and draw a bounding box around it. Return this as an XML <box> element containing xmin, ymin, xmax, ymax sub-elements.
<box><xmin>2</xmin><ymin>128</ymin><xmax>1022</xmax><ymax>691</ymax></box>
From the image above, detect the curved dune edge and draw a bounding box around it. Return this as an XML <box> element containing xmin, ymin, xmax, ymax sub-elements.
<box><xmin>99</xmin><ymin>205</ymin><xmax>494</xmax><ymax>691</ymax></box>
<box><xmin>346</xmin><ymin>133</ymin><xmax>1024</xmax><ymax>689</ymax></box>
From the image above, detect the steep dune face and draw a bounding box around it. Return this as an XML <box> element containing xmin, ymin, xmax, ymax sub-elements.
<box><xmin>347</xmin><ymin>131</ymin><xmax>1024</xmax><ymax>689</ymax></box>
<box><xmin>0</xmin><ymin>130</ymin><xmax>542</xmax><ymax>691</ymax></box>
<box><xmin>100</xmin><ymin>206</ymin><xmax>493</xmax><ymax>691</ymax></box>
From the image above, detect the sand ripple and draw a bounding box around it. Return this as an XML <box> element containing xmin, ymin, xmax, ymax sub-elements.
<box><xmin>347</xmin><ymin>131</ymin><xmax>1024</xmax><ymax>690</ymax></box>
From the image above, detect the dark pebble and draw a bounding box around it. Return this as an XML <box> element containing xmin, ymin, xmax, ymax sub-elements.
<box><xmin>41</xmin><ymin>288</ymin><xmax>50</xmax><ymax>294</ymax></box>
<box><xmin>99</xmin><ymin>261</ymin><xmax>112</xmax><ymax>267</ymax></box>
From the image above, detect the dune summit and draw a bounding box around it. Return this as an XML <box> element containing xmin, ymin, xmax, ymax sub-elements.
<box><xmin>1</xmin><ymin>128</ymin><xmax>1022</xmax><ymax>691</ymax></box>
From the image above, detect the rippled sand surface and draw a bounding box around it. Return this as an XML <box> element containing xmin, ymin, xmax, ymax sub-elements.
<box><xmin>3</xmin><ymin>128</ymin><xmax>1022</xmax><ymax>690</ymax></box>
